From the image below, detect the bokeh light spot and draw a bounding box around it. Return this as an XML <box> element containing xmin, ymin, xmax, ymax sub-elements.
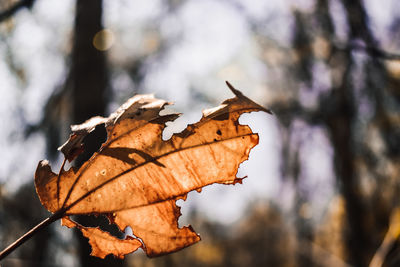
<box><xmin>93</xmin><ymin>29</ymin><xmax>114</xmax><ymax>51</ymax></box>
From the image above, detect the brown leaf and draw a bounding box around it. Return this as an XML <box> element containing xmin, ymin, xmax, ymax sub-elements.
<box><xmin>34</xmin><ymin>82</ymin><xmax>271</xmax><ymax>258</ymax></box>
<box><xmin>61</xmin><ymin>217</ymin><xmax>142</xmax><ymax>259</ymax></box>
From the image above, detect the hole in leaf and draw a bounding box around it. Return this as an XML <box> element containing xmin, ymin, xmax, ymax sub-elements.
<box><xmin>74</xmin><ymin>214</ymin><xmax>125</xmax><ymax>239</ymax></box>
<box><xmin>75</xmin><ymin>124</ymin><xmax>107</xmax><ymax>167</ymax></box>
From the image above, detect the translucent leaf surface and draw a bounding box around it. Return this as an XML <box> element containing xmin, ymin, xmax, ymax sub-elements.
<box><xmin>35</xmin><ymin>82</ymin><xmax>271</xmax><ymax>258</ymax></box>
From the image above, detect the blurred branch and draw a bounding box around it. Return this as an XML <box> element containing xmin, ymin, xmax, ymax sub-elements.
<box><xmin>370</xmin><ymin>208</ymin><xmax>400</xmax><ymax>267</ymax></box>
<box><xmin>336</xmin><ymin>42</ymin><xmax>400</xmax><ymax>61</ymax></box>
<box><xmin>269</xmin><ymin>100</ymin><xmax>322</xmax><ymax>126</ymax></box>
<box><xmin>0</xmin><ymin>0</ymin><xmax>35</xmax><ymax>23</ymax></box>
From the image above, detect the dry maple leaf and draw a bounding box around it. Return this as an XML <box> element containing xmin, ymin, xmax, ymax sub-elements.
<box><xmin>33</xmin><ymin>81</ymin><xmax>271</xmax><ymax>259</ymax></box>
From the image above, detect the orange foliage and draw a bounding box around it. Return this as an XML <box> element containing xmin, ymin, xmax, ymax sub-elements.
<box><xmin>34</xmin><ymin>82</ymin><xmax>270</xmax><ymax>258</ymax></box>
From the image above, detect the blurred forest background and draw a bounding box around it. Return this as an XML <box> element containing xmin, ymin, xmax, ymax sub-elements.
<box><xmin>1</xmin><ymin>0</ymin><xmax>400</xmax><ymax>266</ymax></box>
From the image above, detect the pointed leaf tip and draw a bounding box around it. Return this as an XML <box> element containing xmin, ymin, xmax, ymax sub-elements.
<box><xmin>225</xmin><ymin>81</ymin><xmax>272</xmax><ymax>114</ymax></box>
<box><xmin>225</xmin><ymin>81</ymin><xmax>242</xmax><ymax>97</ymax></box>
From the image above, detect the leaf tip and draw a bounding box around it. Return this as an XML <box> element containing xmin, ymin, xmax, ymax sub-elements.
<box><xmin>225</xmin><ymin>81</ymin><xmax>242</xmax><ymax>97</ymax></box>
<box><xmin>35</xmin><ymin>160</ymin><xmax>54</xmax><ymax>181</ymax></box>
<box><xmin>225</xmin><ymin>81</ymin><xmax>273</xmax><ymax>115</ymax></box>
<box><xmin>38</xmin><ymin>159</ymin><xmax>50</xmax><ymax>167</ymax></box>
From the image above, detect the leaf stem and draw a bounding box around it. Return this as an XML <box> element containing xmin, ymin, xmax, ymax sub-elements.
<box><xmin>0</xmin><ymin>209</ymin><xmax>65</xmax><ymax>261</ymax></box>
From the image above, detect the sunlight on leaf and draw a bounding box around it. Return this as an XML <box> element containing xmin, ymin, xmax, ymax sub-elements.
<box><xmin>34</xmin><ymin>82</ymin><xmax>271</xmax><ymax>258</ymax></box>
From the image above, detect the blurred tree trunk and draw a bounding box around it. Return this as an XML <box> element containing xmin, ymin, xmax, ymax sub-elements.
<box><xmin>325</xmin><ymin>1</ymin><xmax>392</xmax><ymax>266</ymax></box>
<box><xmin>269</xmin><ymin>1</ymin><xmax>394</xmax><ymax>265</ymax></box>
<box><xmin>323</xmin><ymin>55</ymin><xmax>367</xmax><ymax>266</ymax></box>
<box><xmin>313</xmin><ymin>1</ymin><xmax>368</xmax><ymax>265</ymax></box>
<box><xmin>71</xmin><ymin>0</ymin><xmax>106</xmax><ymax>126</ymax></box>
<box><xmin>68</xmin><ymin>0</ymin><xmax>124</xmax><ymax>266</ymax></box>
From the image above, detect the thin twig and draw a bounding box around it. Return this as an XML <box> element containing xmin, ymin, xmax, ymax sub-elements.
<box><xmin>0</xmin><ymin>209</ymin><xmax>65</xmax><ymax>261</ymax></box>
